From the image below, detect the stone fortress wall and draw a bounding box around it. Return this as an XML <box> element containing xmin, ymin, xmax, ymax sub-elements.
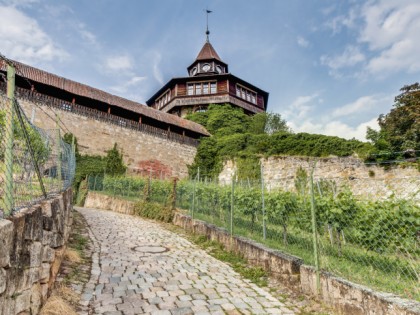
<box><xmin>19</xmin><ymin>99</ymin><xmax>197</xmax><ymax>179</ymax></box>
<box><xmin>219</xmin><ymin>156</ymin><xmax>420</xmax><ymax>200</ymax></box>
<box><xmin>0</xmin><ymin>189</ymin><xmax>73</xmax><ymax>315</ymax></box>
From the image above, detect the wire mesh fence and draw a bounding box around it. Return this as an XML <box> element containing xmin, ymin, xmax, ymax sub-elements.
<box><xmin>0</xmin><ymin>91</ymin><xmax>75</xmax><ymax>218</ymax></box>
<box><xmin>87</xmin><ymin>168</ymin><xmax>420</xmax><ymax>301</ymax></box>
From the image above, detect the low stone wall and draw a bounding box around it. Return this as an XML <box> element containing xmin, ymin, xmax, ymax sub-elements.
<box><xmin>173</xmin><ymin>213</ymin><xmax>420</xmax><ymax>315</ymax></box>
<box><xmin>300</xmin><ymin>266</ymin><xmax>420</xmax><ymax>315</ymax></box>
<box><xmin>84</xmin><ymin>191</ymin><xmax>135</xmax><ymax>215</ymax></box>
<box><xmin>172</xmin><ymin>213</ymin><xmax>302</xmax><ymax>289</ymax></box>
<box><xmin>0</xmin><ymin>189</ymin><xmax>73</xmax><ymax>315</ymax></box>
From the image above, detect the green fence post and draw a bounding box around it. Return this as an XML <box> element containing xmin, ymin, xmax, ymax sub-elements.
<box><xmin>55</xmin><ymin>114</ymin><xmax>62</xmax><ymax>191</ymax></box>
<box><xmin>192</xmin><ymin>174</ymin><xmax>196</xmax><ymax>221</ymax></box>
<box><xmin>310</xmin><ymin>160</ymin><xmax>321</xmax><ymax>295</ymax></box>
<box><xmin>230</xmin><ymin>174</ymin><xmax>235</xmax><ymax>247</ymax></box>
<box><xmin>3</xmin><ymin>64</ymin><xmax>15</xmax><ymax>216</ymax></box>
<box><xmin>261</xmin><ymin>162</ymin><xmax>266</xmax><ymax>240</ymax></box>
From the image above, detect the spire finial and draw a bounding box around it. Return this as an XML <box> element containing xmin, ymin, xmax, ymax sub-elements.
<box><xmin>205</xmin><ymin>8</ymin><xmax>212</xmax><ymax>42</ymax></box>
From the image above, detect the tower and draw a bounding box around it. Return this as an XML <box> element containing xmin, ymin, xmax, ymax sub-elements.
<box><xmin>146</xmin><ymin>16</ymin><xmax>268</xmax><ymax>117</ymax></box>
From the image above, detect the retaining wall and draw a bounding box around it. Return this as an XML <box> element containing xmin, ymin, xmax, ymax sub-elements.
<box><xmin>0</xmin><ymin>189</ymin><xmax>73</xmax><ymax>315</ymax></box>
<box><xmin>219</xmin><ymin>157</ymin><xmax>420</xmax><ymax>200</ymax></box>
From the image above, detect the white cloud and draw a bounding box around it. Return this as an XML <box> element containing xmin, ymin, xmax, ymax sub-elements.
<box><xmin>0</xmin><ymin>6</ymin><xmax>68</xmax><ymax>63</ymax></box>
<box><xmin>152</xmin><ymin>52</ymin><xmax>164</xmax><ymax>85</ymax></box>
<box><xmin>320</xmin><ymin>45</ymin><xmax>365</xmax><ymax>72</ymax></box>
<box><xmin>284</xmin><ymin>93</ymin><xmax>389</xmax><ymax>141</ymax></box>
<box><xmin>0</xmin><ymin>0</ymin><xmax>38</xmax><ymax>7</ymax></box>
<box><xmin>360</xmin><ymin>0</ymin><xmax>420</xmax><ymax>75</ymax></box>
<box><xmin>297</xmin><ymin>36</ymin><xmax>309</xmax><ymax>48</ymax></box>
<box><xmin>77</xmin><ymin>23</ymin><xmax>97</xmax><ymax>45</ymax></box>
<box><xmin>289</xmin><ymin>117</ymin><xmax>379</xmax><ymax>141</ymax></box>
<box><xmin>103</xmin><ymin>55</ymin><xmax>133</xmax><ymax>72</ymax></box>
<box><xmin>283</xmin><ymin>93</ymin><xmax>319</xmax><ymax>121</ymax></box>
<box><xmin>110</xmin><ymin>76</ymin><xmax>146</xmax><ymax>94</ymax></box>
<box><xmin>323</xmin><ymin>0</ymin><xmax>420</xmax><ymax>77</ymax></box>
<box><xmin>331</xmin><ymin>94</ymin><xmax>392</xmax><ymax>118</ymax></box>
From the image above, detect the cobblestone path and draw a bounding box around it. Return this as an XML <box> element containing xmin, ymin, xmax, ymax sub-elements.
<box><xmin>77</xmin><ymin>207</ymin><xmax>295</xmax><ymax>315</ymax></box>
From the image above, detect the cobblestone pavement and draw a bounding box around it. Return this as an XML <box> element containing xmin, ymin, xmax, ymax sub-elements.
<box><xmin>77</xmin><ymin>207</ymin><xmax>295</xmax><ymax>315</ymax></box>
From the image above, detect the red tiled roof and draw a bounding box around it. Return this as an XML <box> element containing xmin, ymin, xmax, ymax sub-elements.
<box><xmin>0</xmin><ymin>59</ymin><xmax>210</xmax><ymax>136</ymax></box>
<box><xmin>195</xmin><ymin>42</ymin><xmax>223</xmax><ymax>62</ymax></box>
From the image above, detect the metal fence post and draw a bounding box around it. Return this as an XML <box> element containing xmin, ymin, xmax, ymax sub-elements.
<box><xmin>56</xmin><ymin>114</ymin><xmax>62</xmax><ymax>191</ymax></box>
<box><xmin>310</xmin><ymin>160</ymin><xmax>321</xmax><ymax>295</ymax></box>
<box><xmin>261</xmin><ymin>162</ymin><xmax>266</xmax><ymax>240</ymax></box>
<box><xmin>3</xmin><ymin>64</ymin><xmax>15</xmax><ymax>215</ymax></box>
<box><xmin>192</xmin><ymin>174</ymin><xmax>196</xmax><ymax>221</ymax></box>
<box><xmin>230</xmin><ymin>174</ymin><xmax>235</xmax><ymax>246</ymax></box>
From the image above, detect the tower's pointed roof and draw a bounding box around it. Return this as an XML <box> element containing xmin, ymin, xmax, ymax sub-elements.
<box><xmin>195</xmin><ymin>41</ymin><xmax>223</xmax><ymax>62</ymax></box>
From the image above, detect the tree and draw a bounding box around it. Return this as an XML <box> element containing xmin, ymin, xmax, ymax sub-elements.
<box><xmin>248</xmin><ymin>112</ymin><xmax>291</xmax><ymax>135</ymax></box>
<box><xmin>105</xmin><ymin>143</ymin><xmax>126</xmax><ymax>175</ymax></box>
<box><xmin>265</xmin><ymin>112</ymin><xmax>291</xmax><ymax>134</ymax></box>
<box><xmin>368</xmin><ymin>83</ymin><xmax>420</xmax><ymax>152</ymax></box>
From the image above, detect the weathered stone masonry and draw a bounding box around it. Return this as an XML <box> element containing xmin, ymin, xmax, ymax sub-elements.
<box><xmin>18</xmin><ymin>100</ymin><xmax>197</xmax><ymax>178</ymax></box>
<box><xmin>0</xmin><ymin>189</ymin><xmax>73</xmax><ymax>315</ymax></box>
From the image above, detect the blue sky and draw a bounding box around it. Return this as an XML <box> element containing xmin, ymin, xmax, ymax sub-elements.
<box><xmin>1</xmin><ymin>0</ymin><xmax>419</xmax><ymax>141</ymax></box>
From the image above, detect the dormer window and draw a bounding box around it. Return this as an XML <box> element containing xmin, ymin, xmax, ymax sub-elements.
<box><xmin>236</xmin><ymin>84</ymin><xmax>257</xmax><ymax>104</ymax></box>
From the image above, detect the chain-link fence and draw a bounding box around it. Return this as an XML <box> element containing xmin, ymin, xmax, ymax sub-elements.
<box><xmin>87</xmin><ymin>167</ymin><xmax>420</xmax><ymax>301</ymax></box>
<box><xmin>0</xmin><ymin>82</ymin><xmax>75</xmax><ymax>218</ymax></box>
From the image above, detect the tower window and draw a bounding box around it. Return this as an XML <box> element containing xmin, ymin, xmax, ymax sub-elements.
<box><xmin>235</xmin><ymin>84</ymin><xmax>257</xmax><ymax>104</ymax></box>
<box><xmin>156</xmin><ymin>89</ymin><xmax>171</xmax><ymax>109</ymax></box>
<box><xmin>187</xmin><ymin>81</ymin><xmax>217</xmax><ymax>95</ymax></box>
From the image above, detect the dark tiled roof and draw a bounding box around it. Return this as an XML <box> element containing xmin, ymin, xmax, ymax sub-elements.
<box><xmin>195</xmin><ymin>42</ymin><xmax>223</xmax><ymax>62</ymax></box>
<box><xmin>0</xmin><ymin>59</ymin><xmax>210</xmax><ymax>136</ymax></box>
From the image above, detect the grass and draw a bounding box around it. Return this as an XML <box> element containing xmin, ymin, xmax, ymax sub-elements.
<box><xmin>40</xmin><ymin>295</ymin><xmax>78</xmax><ymax>315</ymax></box>
<box><xmin>192</xmin><ymin>235</ymin><xmax>268</xmax><ymax>287</ymax></box>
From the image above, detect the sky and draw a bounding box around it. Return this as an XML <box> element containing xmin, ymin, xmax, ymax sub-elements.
<box><xmin>0</xmin><ymin>0</ymin><xmax>419</xmax><ymax>141</ymax></box>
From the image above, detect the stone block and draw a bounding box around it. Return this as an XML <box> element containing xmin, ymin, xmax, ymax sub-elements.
<box><xmin>30</xmin><ymin>283</ymin><xmax>42</xmax><ymax>315</ymax></box>
<box><xmin>42</xmin><ymin>245</ymin><xmax>55</xmax><ymax>262</ymax></box>
<box><xmin>41</xmin><ymin>283</ymin><xmax>49</xmax><ymax>303</ymax></box>
<box><xmin>23</xmin><ymin>206</ymin><xmax>43</xmax><ymax>241</ymax></box>
<box><xmin>48</xmin><ymin>246</ymin><xmax>65</xmax><ymax>288</ymax></box>
<box><xmin>39</xmin><ymin>263</ymin><xmax>50</xmax><ymax>284</ymax></box>
<box><xmin>14</xmin><ymin>289</ymin><xmax>31</xmax><ymax>314</ymax></box>
<box><xmin>0</xmin><ymin>267</ymin><xmax>7</xmax><ymax>294</ymax></box>
<box><xmin>41</xmin><ymin>200</ymin><xmax>52</xmax><ymax>218</ymax></box>
<box><xmin>29</xmin><ymin>242</ymin><xmax>43</xmax><ymax>268</ymax></box>
<box><xmin>0</xmin><ymin>219</ymin><xmax>13</xmax><ymax>268</ymax></box>
<box><xmin>1</xmin><ymin>296</ymin><xmax>15</xmax><ymax>315</ymax></box>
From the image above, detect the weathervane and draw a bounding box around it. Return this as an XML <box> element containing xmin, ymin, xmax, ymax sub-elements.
<box><xmin>205</xmin><ymin>8</ymin><xmax>212</xmax><ymax>42</ymax></box>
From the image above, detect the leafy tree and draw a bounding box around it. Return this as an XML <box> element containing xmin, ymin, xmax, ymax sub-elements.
<box><xmin>367</xmin><ymin>83</ymin><xmax>420</xmax><ymax>152</ymax></box>
<box><xmin>265</xmin><ymin>112</ymin><xmax>291</xmax><ymax>134</ymax></box>
<box><xmin>248</xmin><ymin>112</ymin><xmax>291</xmax><ymax>135</ymax></box>
<box><xmin>105</xmin><ymin>143</ymin><xmax>126</xmax><ymax>175</ymax></box>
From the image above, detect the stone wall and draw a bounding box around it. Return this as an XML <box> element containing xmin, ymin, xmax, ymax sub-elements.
<box><xmin>19</xmin><ymin>100</ymin><xmax>197</xmax><ymax>179</ymax></box>
<box><xmin>0</xmin><ymin>189</ymin><xmax>73</xmax><ymax>315</ymax></box>
<box><xmin>219</xmin><ymin>156</ymin><xmax>420</xmax><ymax>200</ymax></box>
<box><xmin>84</xmin><ymin>191</ymin><xmax>135</xmax><ymax>215</ymax></box>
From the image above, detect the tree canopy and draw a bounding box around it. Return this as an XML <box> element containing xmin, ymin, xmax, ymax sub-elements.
<box><xmin>186</xmin><ymin>104</ymin><xmax>371</xmax><ymax>179</ymax></box>
<box><xmin>367</xmin><ymin>83</ymin><xmax>420</xmax><ymax>153</ymax></box>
